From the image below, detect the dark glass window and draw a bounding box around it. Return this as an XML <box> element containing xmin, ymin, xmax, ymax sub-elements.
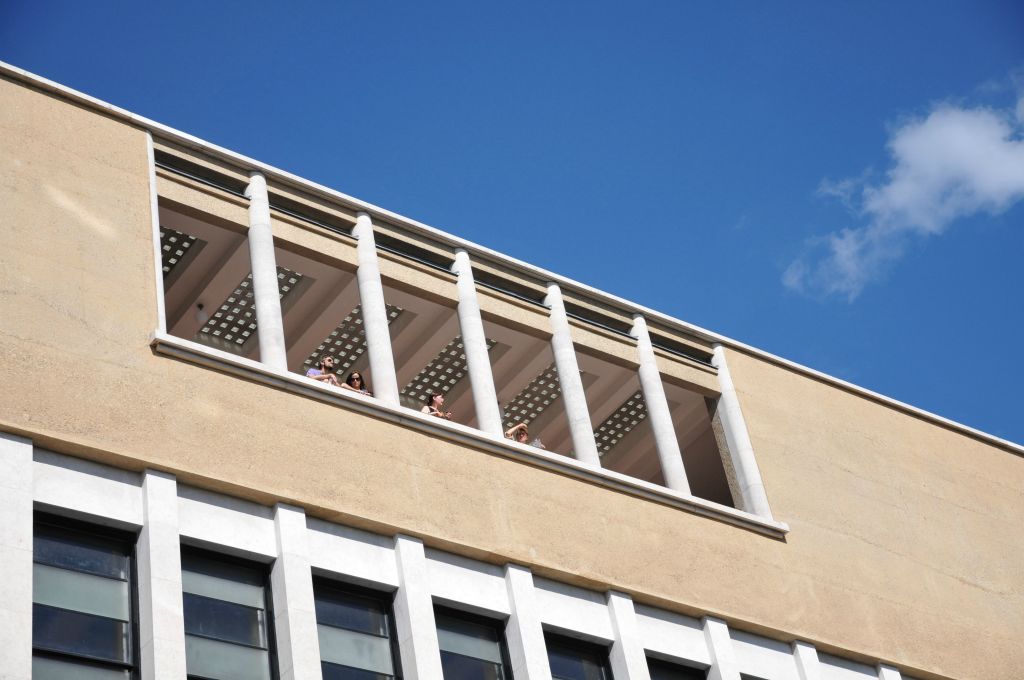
<box><xmin>647</xmin><ymin>657</ymin><xmax>707</xmax><ymax>680</ymax></box>
<box><xmin>436</xmin><ymin>608</ymin><xmax>511</xmax><ymax>680</ymax></box>
<box><xmin>32</xmin><ymin>516</ymin><xmax>137</xmax><ymax>679</ymax></box>
<box><xmin>545</xmin><ymin>634</ymin><xmax>612</xmax><ymax>680</ymax></box>
<box><xmin>181</xmin><ymin>548</ymin><xmax>275</xmax><ymax>680</ymax></box>
<box><xmin>315</xmin><ymin>579</ymin><xmax>401</xmax><ymax>680</ymax></box>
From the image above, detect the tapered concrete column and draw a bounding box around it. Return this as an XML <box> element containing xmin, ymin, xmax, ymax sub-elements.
<box><xmin>244</xmin><ymin>172</ymin><xmax>288</xmax><ymax>371</ymax></box>
<box><xmin>630</xmin><ymin>315</ymin><xmax>691</xmax><ymax>494</ymax></box>
<box><xmin>504</xmin><ymin>565</ymin><xmax>551</xmax><ymax>680</ymax></box>
<box><xmin>353</xmin><ymin>212</ymin><xmax>400</xmax><ymax>406</ymax></box>
<box><xmin>392</xmin><ymin>535</ymin><xmax>443</xmax><ymax>680</ymax></box>
<box><xmin>606</xmin><ymin>592</ymin><xmax>651</xmax><ymax>680</ymax></box>
<box><xmin>452</xmin><ymin>249</ymin><xmax>504</xmax><ymax>436</ymax></box>
<box><xmin>0</xmin><ymin>433</ymin><xmax>33</xmax><ymax>680</ymax></box>
<box><xmin>138</xmin><ymin>470</ymin><xmax>187</xmax><ymax>680</ymax></box>
<box><xmin>545</xmin><ymin>283</ymin><xmax>600</xmax><ymax>466</ymax></box>
<box><xmin>702</xmin><ymin>617</ymin><xmax>741</xmax><ymax>680</ymax></box>
<box><xmin>271</xmin><ymin>504</ymin><xmax>322</xmax><ymax>680</ymax></box>
<box><xmin>792</xmin><ymin>641</ymin><xmax>822</xmax><ymax>680</ymax></box>
<box><xmin>711</xmin><ymin>344</ymin><xmax>772</xmax><ymax>518</ymax></box>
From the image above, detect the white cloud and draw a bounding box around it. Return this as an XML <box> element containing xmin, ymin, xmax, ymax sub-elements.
<box><xmin>784</xmin><ymin>92</ymin><xmax>1024</xmax><ymax>301</ymax></box>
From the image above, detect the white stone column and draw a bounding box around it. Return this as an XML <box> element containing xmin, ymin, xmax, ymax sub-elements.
<box><xmin>392</xmin><ymin>535</ymin><xmax>443</xmax><ymax>680</ymax></box>
<box><xmin>877</xmin><ymin>665</ymin><xmax>902</xmax><ymax>680</ymax></box>
<box><xmin>702</xmin><ymin>617</ymin><xmax>741</xmax><ymax>680</ymax></box>
<box><xmin>244</xmin><ymin>172</ymin><xmax>289</xmax><ymax>372</ymax></box>
<box><xmin>503</xmin><ymin>565</ymin><xmax>552</xmax><ymax>680</ymax></box>
<box><xmin>271</xmin><ymin>504</ymin><xmax>322</xmax><ymax>680</ymax></box>
<box><xmin>792</xmin><ymin>641</ymin><xmax>822</xmax><ymax>680</ymax></box>
<box><xmin>0</xmin><ymin>433</ymin><xmax>33</xmax><ymax>680</ymax></box>
<box><xmin>138</xmin><ymin>470</ymin><xmax>188</xmax><ymax>680</ymax></box>
<box><xmin>711</xmin><ymin>344</ymin><xmax>772</xmax><ymax>518</ymax></box>
<box><xmin>630</xmin><ymin>315</ymin><xmax>691</xmax><ymax>494</ymax></box>
<box><xmin>452</xmin><ymin>249</ymin><xmax>504</xmax><ymax>436</ymax></box>
<box><xmin>544</xmin><ymin>283</ymin><xmax>600</xmax><ymax>466</ymax></box>
<box><xmin>353</xmin><ymin>212</ymin><xmax>400</xmax><ymax>406</ymax></box>
<box><xmin>606</xmin><ymin>591</ymin><xmax>651</xmax><ymax>680</ymax></box>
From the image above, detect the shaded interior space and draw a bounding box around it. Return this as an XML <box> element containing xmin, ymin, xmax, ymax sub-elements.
<box><xmin>664</xmin><ymin>382</ymin><xmax>735</xmax><ymax>507</ymax></box>
<box><xmin>576</xmin><ymin>350</ymin><xmax>660</xmax><ymax>484</ymax></box>
<box><xmin>378</xmin><ymin>280</ymin><xmax>485</xmax><ymax>427</ymax></box>
<box><xmin>160</xmin><ymin>206</ymin><xmax>369</xmax><ymax>383</ymax></box>
<box><xmin>481</xmin><ymin>317</ymin><xmax>573</xmax><ymax>458</ymax></box>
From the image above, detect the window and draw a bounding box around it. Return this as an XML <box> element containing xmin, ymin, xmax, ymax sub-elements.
<box><xmin>314</xmin><ymin>578</ymin><xmax>401</xmax><ymax>680</ymax></box>
<box><xmin>647</xmin><ymin>657</ymin><xmax>707</xmax><ymax>680</ymax></box>
<box><xmin>545</xmin><ymin>634</ymin><xmax>612</xmax><ymax>680</ymax></box>
<box><xmin>32</xmin><ymin>515</ymin><xmax>137</xmax><ymax>680</ymax></box>
<box><xmin>181</xmin><ymin>548</ymin><xmax>276</xmax><ymax>680</ymax></box>
<box><xmin>435</xmin><ymin>607</ymin><xmax>512</xmax><ymax>680</ymax></box>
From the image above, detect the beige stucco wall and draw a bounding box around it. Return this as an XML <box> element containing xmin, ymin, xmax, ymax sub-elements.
<box><xmin>2</xmin><ymin>75</ymin><xmax>1022</xmax><ymax>680</ymax></box>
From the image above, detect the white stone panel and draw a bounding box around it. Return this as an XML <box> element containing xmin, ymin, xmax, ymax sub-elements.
<box><xmin>792</xmin><ymin>641</ymin><xmax>823</xmax><ymax>680</ymax></box>
<box><xmin>635</xmin><ymin>604</ymin><xmax>710</xmax><ymax>667</ymax></box>
<box><xmin>425</xmin><ymin>547</ymin><xmax>509</xmax><ymax>616</ymax></box>
<box><xmin>33</xmin><ymin>449</ymin><xmax>143</xmax><ymax>526</ymax></box>
<box><xmin>177</xmin><ymin>484</ymin><xmax>276</xmax><ymax>559</ymax></box>
<box><xmin>306</xmin><ymin>517</ymin><xmax>399</xmax><ymax>588</ymax></box>
<box><xmin>504</xmin><ymin>565</ymin><xmax>552</xmax><ymax>680</ymax></box>
<box><xmin>703</xmin><ymin>617</ymin><xmax>741</xmax><ymax>680</ymax></box>
<box><xmin>533</xmin><ymin>577</ymin><xmax>614</xmax><ymax>642</ymax></box>
<box><xmin>818</xmin><ymin>653</ymin><xmax>879</xmax><ymax>680</ymax></box>
<box><xmin>138</xmin><ymin>470</ymin><xmax>187</xmax><ymax>680</ymax></box>
<box><xmin>0</xmin><ymin>433</ymin><xmax>33</xmax><ymax>680</ymax></box>
<box><xmin>607</xmin><ymin>592</ymin><xmax>651</xmax><ymax>680</ymax></box>
<box><xmin>730</xmin><ymin>629</ymin><xmax>800</xmax><ymax>680</ymax></box>
<box><xmin>271</xmin><ymin>504</ymin><xmax>322</xmax><ymax>680</ymax></box>
<box><xmin>393</xmin><ymin>535</ymin><xmax>444</xmax><ymax>680</ymax></box>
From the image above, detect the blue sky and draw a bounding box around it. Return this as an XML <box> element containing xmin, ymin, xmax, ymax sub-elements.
<box><xmin>3</xmin><ymin>2</ymin><xmax>1022</xmax><ymax>444</ymax></box>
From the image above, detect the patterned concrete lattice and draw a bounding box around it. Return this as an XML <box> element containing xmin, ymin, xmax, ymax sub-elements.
<box><xmin>400</xmin><ymin>335</ymin><xmax>496</xmax><ymax>408</ymax></box>
<box><xmin>159</xmin><ymin>227</ymin><xmax>199</xmax><ymax>278</ymax></box>
<box><xmin>594</xmin><ymin>391</ymin><xmax>647</xmax><ymax>456</ymax></box>
<box><xmin>303</xmin><ymin>304</ymin><xmax>404</xmax><ymax>375</ymax></box>
<box><xmin>501</xmin><ymin>364</ymin><xmax>562</xmax><ymax>429</ymax></box>
<box><xmin>196</xmin><ymin>267</ymin><xmax>303</xmax><ymax>352</ymax></box>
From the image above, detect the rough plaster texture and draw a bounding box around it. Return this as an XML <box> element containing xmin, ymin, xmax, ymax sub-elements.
<box><xmin>1</xmin><ymin>76</ymin><xmax>1022</xmax><ymax>680</ymax></box>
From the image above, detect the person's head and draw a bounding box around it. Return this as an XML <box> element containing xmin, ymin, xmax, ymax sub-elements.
<box><xmin>317</xmin><ymin>356</ymin><xmax>336</xmax><ymax>372</ymax></box>
<box><xmin>346</xmin><ymin>372</ymin><xmax>365</xmax><ymax>389</ymax></box>
<box><xmin>425</xmin><ymin>392</ymin><xmax>444</xmax><ymax>408</ymax></box>
<box><xmin>514</xmin><ymin>426</ymin><xmax>529</xmax><ymax>443</ymax></box>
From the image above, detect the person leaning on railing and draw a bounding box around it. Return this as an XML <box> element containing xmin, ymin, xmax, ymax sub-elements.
<box><xmin>341</xmin><ymin>371</ymin><xmax>372</xmax><ymax>396</ymax></box>
<box><xmin>422</xmin><ymin>392</ymin><xmax>453</xmax><ymax>420</ymax></box>
<box><xmin>306</xmin><ymin>356</ymin><xmax>340</xmax><ymax>386</ymax></box>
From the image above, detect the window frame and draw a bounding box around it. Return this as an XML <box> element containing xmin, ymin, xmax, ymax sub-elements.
<box><xmin>312</xmin><ymin>576</ymin><xmax>404</xmax><ymax>680</ymax></box>
<box><xmin>646</xmin><ymin>656</ymin><xmax>709</xmax><ymax>680</ymax></box>
<box><xmin>434</xmin><ymin>604</ymin><xmax>514</xmax><ymax>680</ymax></box>
<box><xmin>180</xmin><ymin>545</ymin><xmax>279</xmax><ymax>680</ymax></box>
<box><xmin>543</xmin><ymin>632</ymin><xmax>614</xmax><ymax>680</ymax></box>
<box><xmin>32</xmin><ymin>512</ymin><xmax>141</xmax><ymax>679</ymax></box>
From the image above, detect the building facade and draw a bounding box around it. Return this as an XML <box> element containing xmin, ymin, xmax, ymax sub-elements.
<box><xmin>1</xmin><ymin>62</ymin><xmax>1021</xmax><ymax>680</ymax></box>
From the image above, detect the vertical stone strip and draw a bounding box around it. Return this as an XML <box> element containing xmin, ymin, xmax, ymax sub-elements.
<box><xmin>393</xmin><ymin>535</ymin><xmax>443</xmax><ymax>680</ymax></box>
<box><xmin>137</xmin><ymin>470</ymin><xmax>188</xmax><ymax>680</ymax></box>
<box><xmin>630</xmin><ymin>315</ymin><xmax>691</xmax><ymax>493</ymax></box>
<box><xmin>0</xmin><ymin>433</ymin><xmax>33</xmax><ymax>680</ymax></box>
<box><xmin>503</xmin><ymin>565</ymin><xmax>552</xmax><ymax>680</ymax></box>
<box><xmin>877</xmin><ymin>665</ymin><xmax>903</xmax><ymax>680</ymax></box>
<box><xmin>545</xmin><ymin>283</ymin><xmax>600</xmax><ymax>466</ymax></box>
<box><xmin>702</xmin><ymin>617</ymin><xmax>741</xmax><ymax>680</ymax></box>
<box><xmin>353</xmin><ymin>212</ymin><xmax>401</xmax><ymax>406</ymax></box>
<box><xmin>711</xmin><ymin>344</ymin><xmax>772</xmax><ymax>518</ymax></box>
<box><xmin>271</xmin><ymin>503</ymin><xmax>323</xmax><ymax>680</ymax></box>
<box><xmin>792</xmin><ymin>641</ymin><xmax>823</xmax><ymax>680</ymax></box>
<box><xmin>146</xmin><ymin>133</ymin><xmax>168</xmax><ymax>334</ymax></box>
<box><xmin>452</xmin><ymin>249</ymin><xmax>504</xmax><ymax>435</ymax></box>
<box><xmin>244</xmin><ymin>172</ymin><xmax>289</xmax><ymax>371</ymax></box>
<box><xmin>607</xmin><ymin>591</ymin><xmax>651</xmax><ymax>680</ymax></box>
